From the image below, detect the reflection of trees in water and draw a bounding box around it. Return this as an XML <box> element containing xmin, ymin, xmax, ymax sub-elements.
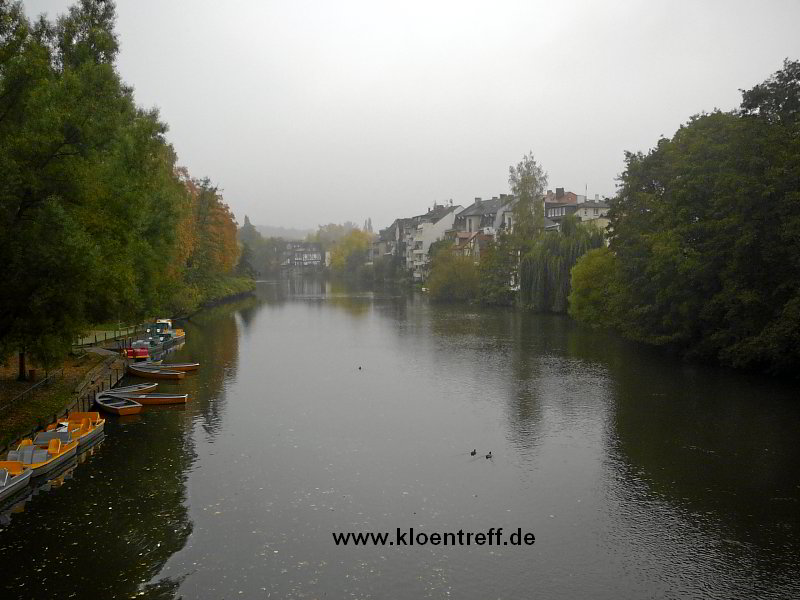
<box><xmin>289</xmin><ymin>276</ymin><xmax>326</xmax><ymax>297</ymax></box>
<box><xmin>427</xmin><ymin>305</ymin><xmax>547</xmax><ymax>453</ymax></box>
<box><xmin>260</xmin><ymin>277</ymin><xmax>404</xmax><ymax>318</ymax></box>
<box><xmin>605</xmin><ymin>350</ymin><xmax>800</xmax><ymax>570</ymax></box>
<box><xmin>252</xmin><ymin>277</ymin><xmax>328</xmax><ymax>305</ymax></box>
<box><xmin>256</xmin><ymin>280</ymin><xmax>289</xmax><ymax>305</ymax></box>
<box><xmin>558</xmin><ymin>322</ymin><xmax>800</xmax><ymax>576</ymax></box>
<box><xmin>426</xmin><ymin>301</ymin><xmax>800</xmax><ymax>583</ymax></box>
<box><xmin>323</xmin><ymin>279</ymin><xmax>372</xmax><ymax>317</ymax></box>
<box><xmin>0</xmin><ymin>414</ymin><xmax>194</xmax><ymax>599</ymax></box>
<box><xmin>373</xmin><ymin>293</ymin><xmax>409</xmax><ymax>323</ymax></box>
<box><xmin>185</xmin><ymin>305</ymin><xmax>242</xmax><ymax>442</ymax></box>
<box><xmin>236</xmin><ymin>296</ymin><xmax>265</xmax><ymax>331</ymax></box>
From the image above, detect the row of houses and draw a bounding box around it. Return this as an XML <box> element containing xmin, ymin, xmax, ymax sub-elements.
<box><xmin>273</xmin><ymin>188</ymin><xmax>609</xmax><ymax>279</ymax></box>
<box><xmin>374</xmin><ymin>188</ymin><xmax>610</xmax><ymax>281</ymax></box>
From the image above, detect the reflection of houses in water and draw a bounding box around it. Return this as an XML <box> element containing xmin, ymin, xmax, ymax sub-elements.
<box><xmin>280</xmin><ymin>242</ymin><xmax>323</xmax><ymax>273</ymax></box>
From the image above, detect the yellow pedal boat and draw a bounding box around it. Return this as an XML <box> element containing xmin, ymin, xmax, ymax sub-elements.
<box><xmin>0</xmin><ymin>461</ymin><xmax>32</xmax><ymax>502</ymax></box>
<box><xmin>46</xmin><ymin>412</ymin><xmax>105</xmax><ymax>448</ymax></box>
<box><xmin>7</xmin><ymin>434</ymin><xmax>78</xmax><ymax>477</ymax></box>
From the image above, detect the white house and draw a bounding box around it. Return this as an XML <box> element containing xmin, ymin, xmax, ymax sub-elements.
<box><xmin>406</xmin><ymin>203</ymin><xmax>462</xmax><ymax>280</ymax></box>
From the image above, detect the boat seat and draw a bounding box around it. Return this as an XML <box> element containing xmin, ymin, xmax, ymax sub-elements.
<box><xmin>34</xmin><ymin>430</ymin><xmax>72</xmax><ymax>445</ymax></box>
<box><xmin>0</xmin><ymin>461</ymin><xmax>24</xmax><ymax>476</ymax></box>
<box><xmin>13</xmin><ymin>445</ymin><xmax>38</xmax><ymax>464</ymax></box>
<box><xmin>32</xmin><ymin>447</ymin><xmax>50</xmax><ymax>462</ymax></box>
<box><xmin>68</xmin><ymin>412</ymin><xmax>100</xmax><ymax>424</ymax></box>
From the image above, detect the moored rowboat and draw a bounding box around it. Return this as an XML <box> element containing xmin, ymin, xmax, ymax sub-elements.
<box><xmin>127</xmin><ymin>364</ymin><xmax>184</xmax><ymax>380</ymax></box>
<box><xmin>132</xmin><ymin>362</ymin><xmax>199</xmax><ymax>372</ymax></box>
<box><xmin>109</xmin><ymin>383</ymin><xmax>158</xmax><ymax>394</ymax></box>
<box><xmin>96</xmin><ymin>394</ymin><xmax>143</xmax><ymax>416</ymax></box>
<box><xmin>103</xmin><ymin>391</ymin><xmax>188</xmax><ymax>405</ymax></box>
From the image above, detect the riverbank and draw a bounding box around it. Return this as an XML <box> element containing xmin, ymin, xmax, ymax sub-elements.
<box><xmin>0</xmin><ymin>352</ymin><xmax>106</xmax><ymax>452</ymax></box>
<box><xmin>171</xmin><ymin>275</ymin><xmax>256</xmax><ymax>317</ymax></box>
<box><xmin>0</xmin><ymin>279</ymin><xmax>253</xmax><ymax>455</ymax></box>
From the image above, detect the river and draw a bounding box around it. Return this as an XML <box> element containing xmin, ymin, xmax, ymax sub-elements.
<box><xmin>2</xmin><ymin>280</ymin><xmax>799</xmax><ymax>599</ymax></box>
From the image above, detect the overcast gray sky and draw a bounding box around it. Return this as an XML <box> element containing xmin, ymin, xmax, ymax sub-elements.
<box><xmin>24</xmin><ymin>0</ymin><xmax>800</xmax><ymax>230</ymax></box>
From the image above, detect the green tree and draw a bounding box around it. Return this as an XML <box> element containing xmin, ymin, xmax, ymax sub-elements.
<box><xmin>568</xmin><ymin>247</ymin><xmax>624</xmax><ymax>327</ymax></box>
<box><xmin>0</xmin><ymin>1</ymin><xmax>244</xmax><ymax>374</ymax></box>
<box><xmin>477</xmin><ymin>151</ymin><xmax>550</xmax><ymax>303</ymax></box>
<box><xmin>308</xmin><ymin>221</ymin><xmax>358</xmax><ymax>251</ymax></box>
<box><xmin>478</xmin><ymin>232</ymin><xmax>516</xmax><ymax>306</ymax></box>
<box><xmin>428</xmin><ymin>249</ymin><xmax>479</xmax><ymax>303</ymax></box>
<box><xmin>236</xmin><ymin>242</ymin><xmax>258</xmax><ymax>278</ymax></box>
<box><xmin>508</xmin><ymin>151</ymin><xmax>548</xmax><ymax>247</ymax></box>
<box><xmin>330</xmin><ymin>229</ymin><xmax>372</xmax><ymax>275</ymax></box>
<box><xmin>238</xmin><ymin>215</ymin><xmax>261</xmax><ymax>247</ymax></box>
<box><xmin>572</xmin><ymin>59</ymin><xmax>800</xmax><ymax>375</ymax></box>
<box><xmin>0</xmin><ymin>0</ymin><xmax>156</xmax><ymax>373</ymax></box>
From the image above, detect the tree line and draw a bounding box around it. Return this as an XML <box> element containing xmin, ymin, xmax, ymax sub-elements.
<box><xmin>431</xmin><ymin>60</ymin><xmax>800</xmax><ymax>376</ymax></box>
<box><xmin>0</xmin><ymin>1</ymin><xmax>248</xmax><ymax>376</ymax></box>
<box><xmin>569</xmin><ymin>59</ymin><xmax>800</xmax><ymax>376</ymax></box>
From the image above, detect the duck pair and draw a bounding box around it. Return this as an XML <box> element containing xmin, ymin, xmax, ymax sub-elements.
<box><xmin>470</xmin><ymin>449</ymin><xmax>492</xmax><ymax>459</ymax></box>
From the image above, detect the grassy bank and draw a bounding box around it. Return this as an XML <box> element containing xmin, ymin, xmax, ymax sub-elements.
<box><xmin>197</xmin><ymin>275</ymin><xmax>256</xmax><ymax>306</ymax></box>
<box><xmin>0</xmin><ymin>353</ymin><xmax>105</xmax><ymax>451</ymax></box>
<box><xmin>170</xmin><ymin>275</ymin><xmax>256</xmax><ymax>317</ymax></box>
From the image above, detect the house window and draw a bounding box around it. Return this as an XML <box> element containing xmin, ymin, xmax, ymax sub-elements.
<box><xmin>594</xmin><ymin>208</ymin><xmax>598</xmax><ymax>215</ymax></box>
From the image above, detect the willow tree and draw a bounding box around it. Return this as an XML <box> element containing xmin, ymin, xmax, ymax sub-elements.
<box><xmin>519</xmin><ymin>216</ymin><xmax>604</xmax><ymax>313</ymax></box>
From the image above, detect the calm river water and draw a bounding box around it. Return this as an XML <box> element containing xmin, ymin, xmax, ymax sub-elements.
<box><xmin>2</xmin><ymin>280</ymin><xmax>800</xmax><ymax>599</ymax></box>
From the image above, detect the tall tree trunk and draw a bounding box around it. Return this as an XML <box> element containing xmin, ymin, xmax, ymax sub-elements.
<box><xmin>17</xmin><ymin>350</ymin><xmax>27</xmax><ymax>381</ymax></box>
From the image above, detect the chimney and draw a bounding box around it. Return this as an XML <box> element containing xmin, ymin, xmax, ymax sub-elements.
<box><xmin>556</xmin><ymin>187</ymin><xmax>564</xmax><ymax>199</ymax></box>
<box><xmin>547</xmin><ymin>190</ymin><xmax>553</xmax><ymax>195</ymax></box>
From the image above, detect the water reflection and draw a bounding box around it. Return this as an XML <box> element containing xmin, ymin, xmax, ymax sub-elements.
<box><xmin>0</xmin><ymin>412</ymin><xmax>194</xmax><ymax>598</ymax></box>
<box><xmin>2</xmin><ymin>280</ymin><xmax>799</xmax><ymax>599</ymax></box>
<box><xmin>178</xmin><ymin>302</ymin><xmax>244</xmax><ymax>442</ymax></box>
<box><xmin>603</xmin><ymin>351</ymin><xmax>800</xmax><ymax>593</ymax></box>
